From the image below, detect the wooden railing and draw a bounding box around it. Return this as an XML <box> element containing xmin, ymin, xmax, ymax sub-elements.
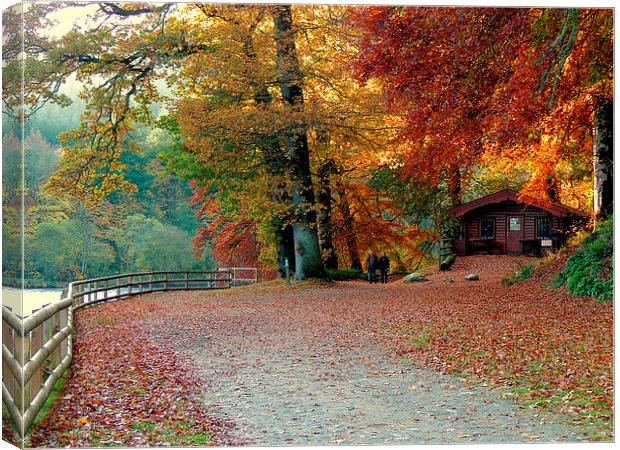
<box><xmin>1</xmin><ymin>268</ymin><xmax>251</xmax><ymax>439</ymax></box>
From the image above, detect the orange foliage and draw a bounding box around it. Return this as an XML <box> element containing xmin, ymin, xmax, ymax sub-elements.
<box><xmin>333</xmin><ymin>181</ymin><xmax>437</xmax><ymax>267</ymax></box>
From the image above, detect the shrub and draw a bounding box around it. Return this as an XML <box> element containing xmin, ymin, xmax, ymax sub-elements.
<box><xmin>501</xmin><ymin>263</ymin><xmax>534</xmax><ymax>286</ymax></box>
<box><xmin>326</xmin><ymin>268</ymin><xmax>366</xmax><ymax>281</ymax></box>
<box><xmin>554</xmin><ymin>216</ymin><xmax>613</xmax><ymax>302</ymax></box>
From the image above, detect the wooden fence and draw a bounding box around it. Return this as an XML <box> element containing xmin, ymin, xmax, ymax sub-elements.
<box><xmin>2</xmin><ymin>268</ymin><xmax>253</xmax><ymax>439</ymax></box>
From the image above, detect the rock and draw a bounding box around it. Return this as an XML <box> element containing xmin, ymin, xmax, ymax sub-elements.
<box><xmin>443</xmin><ymin>276</ymin><xmax>454</xmax><ymax>283</ymax></box>
<box><xmin>464</xmin><ymin>273</ymin><xmax>479</xmax><ymax>281</ymax></box>
<box><xmin>403</xmin><ymin>272</ymin><xmax>427</xmax><ymax>283</ymax></box>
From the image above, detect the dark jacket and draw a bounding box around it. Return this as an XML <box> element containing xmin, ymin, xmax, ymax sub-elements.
<box><xmin>365</xmin><ymin>254</ymin><xmax>378</xmax><ymax>272</ymax></box>
<box><xmin>378</xmin><ymin>256</ymin><xmax>390</xmax><ymax>272</ymax></box>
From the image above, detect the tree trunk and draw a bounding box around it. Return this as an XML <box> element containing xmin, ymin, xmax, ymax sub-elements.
<box><xmin>448</xmin><ymin>165</ymin><xmax>462</xmax><ymax>208</ymax></box>
<box><xmin>233</xmin><ymin>18</ymin><xmax>298</xmax><ymax>279</ymax></box>
<box><xmin>336</xmin><ymin>185</ymin><xmax>362</xmax><ymax>271</ymax></box>
<box><xmin>316</xmin><ymin>157</ymin><xmax>338</xmax><ymax>270</ymax></box>
<box><xmin>593</xmin><ymin>98</ymin><xmax>613</xmax><ymax>221</ymax></box>
<box><xmin>445</xmin><ymin>165</ymin><xmax>463</xmax><ymax>239</ymax></box>
<box><xmin>253</xmin><ymin>86</ymin><xmax>296</xmax><ymax>278</ymax></box>
<box><xmin>274</xmin><ymin>221</ymin><xmax>295</xmax><ymax>278</ymax></box>
<box><xmin>546</xmin><ymin>176</ymin><xmax>560</xmax><ymax>202</ymax></box>
<box><xmin>272</xmin><ymin>5</ymin><xmax>325</xmax><ymax>280</ymax></box>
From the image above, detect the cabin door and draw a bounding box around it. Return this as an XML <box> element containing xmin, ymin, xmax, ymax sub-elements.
<box><xmin>506</xmin><ymin>215</ymin><xmax>524</xmax><ymax>255</ymax></box>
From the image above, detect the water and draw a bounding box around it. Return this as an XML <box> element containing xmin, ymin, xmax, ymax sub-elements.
<box><xmin>2</xmin><ymin>287</ymin><xmax>64</xmax><ymax>318</ymax></box>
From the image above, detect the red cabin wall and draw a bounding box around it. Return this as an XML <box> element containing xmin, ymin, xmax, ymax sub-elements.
<box><xmin>457</xmin><ymin>200</ymin><xmax>563</xmax><ymax>256</ymax></box>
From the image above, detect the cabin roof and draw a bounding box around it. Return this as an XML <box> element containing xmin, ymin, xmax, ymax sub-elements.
<box><xmin>449</xmin><ymin>189</ymin><xmax>587</xmax><ymax>218</ymax></box>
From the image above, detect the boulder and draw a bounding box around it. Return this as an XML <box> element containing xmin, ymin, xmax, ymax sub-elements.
<box><xmin>403</xmin><ymin>272</ymin><xmax>427</xmax><ymax>283</ymax></box>
<box><xmin>464</xmin><ymin>273</ymin><xmax>479</xmax><ymax>281</ymax></box>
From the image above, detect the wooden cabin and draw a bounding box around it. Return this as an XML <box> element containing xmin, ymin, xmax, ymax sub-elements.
<box><xmin>449</xmin><ymin>189</ymin><xmax>586</xmax><ymax>256</ymax></box>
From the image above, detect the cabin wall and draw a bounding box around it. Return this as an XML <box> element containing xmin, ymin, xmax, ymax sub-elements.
<box><xmin>459</xmin><ymin>201</ymin><xmax>560</xmax><ymax>255</ymax></box>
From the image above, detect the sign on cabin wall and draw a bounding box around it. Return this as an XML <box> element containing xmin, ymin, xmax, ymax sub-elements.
<box><xmin>541</xmin><ymin>239</ymin><xmax>553</xmax><ymax>247</ymax></box>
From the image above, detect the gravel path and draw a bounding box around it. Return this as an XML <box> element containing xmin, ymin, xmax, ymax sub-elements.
<box><xmin>137</xmin><ymin>257</ymin><xmax>582</xmax><ymax>445</ymax></box>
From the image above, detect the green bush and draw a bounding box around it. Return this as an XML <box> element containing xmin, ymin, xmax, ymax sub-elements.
<box><xmin>554</xmin><ymin>216</ymin><xmax>613</xmax><ymax>302</ymax></box>
<box><xmin>501</xmin><ymin>263</ymin><xmax>534</xmax><ymax>286</ymax></box>
<box><xmin>326</xmin><ymin>268</ymin><xmax>366</xmax><ymax>281</ymax></box>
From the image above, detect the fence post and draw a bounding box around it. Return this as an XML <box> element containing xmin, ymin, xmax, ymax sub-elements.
<box><xmin>29</xmin><ymin>324</ymin><xmax>44</xmax><ymax>402</ymax></box>
<box><xmin>2</xmin><ymin>324</ymin><xmax>15</xmax><ymax>399</ymax></box>
<box><xmin>59</xmin><ymin>308</ymin><xmax>69</xmax><ymax>359</ymax></box>
<box><xmin>13</xmin><ymin>331</ymin><xmax>26</xmax><ymax>415</ymax></box>
<box><xmin>128</xmin><ymin>276</ymin><xmax>133</xmax><ymax>295</ymax></box>
<box><xmin>49</xmin><ymin>312</ymin><xmax>61</xmax><ymax>374</ymax></box>
<box><xmin>184</xmin><ymin>272</ymin><xmax>189</xmax><ymax>289</ymax></box>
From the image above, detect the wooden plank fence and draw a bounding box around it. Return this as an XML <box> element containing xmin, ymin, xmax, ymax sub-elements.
<box><xmin>2</xmin><ymin>268</ymin><xmax>255</xmax><ymax>440</ymax></box>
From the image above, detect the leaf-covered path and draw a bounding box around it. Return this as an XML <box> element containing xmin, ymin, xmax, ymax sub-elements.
<box><xmin>32</xmin><ymin>256</ymin><xmax>609</xmax><ymax>446</ymax></box>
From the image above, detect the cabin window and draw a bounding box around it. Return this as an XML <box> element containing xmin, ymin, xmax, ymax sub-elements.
<box><xmin>509</xmin><ymin>217</ymin><xmax>521</xmax><ymax>231</ymax></box>
<box><xmin>480</xmin><ymin>218</ymin><xmax>495</xmax><ymax>240</ymax></box>
<box><xmin>536</xmin><ymin>217</ymin><xmax>552</xmax><ymax>239</ymax></box>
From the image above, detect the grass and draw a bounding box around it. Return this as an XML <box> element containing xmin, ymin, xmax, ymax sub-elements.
<box><xmin>180</xmin><ymin>433</ymin><xmax>212</xmax><ymax>445</ymax></box>
<box><xmin>131</xmin><ymin>421</ymin><xmax>157</xmax><ymax>432</ymax></box>
<box><xmin>31</xmin><ymin>368</ymin><xmax>70</xmax><ymax>429</ymax></box>
<box><xmin>128</xmin><ymin>420</ymin><xmax>211</xmax><ymax>446</ymax></box>
<box><xmin>500</xmin><ymin>263</ymin><xmax>534</xmax><ymax>286</ymax></box>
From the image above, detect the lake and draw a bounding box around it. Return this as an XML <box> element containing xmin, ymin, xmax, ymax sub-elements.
<box><xmin>2</xmin><ymin>287</ymin><xmax>64</xmax><ymax>318</ymax></box>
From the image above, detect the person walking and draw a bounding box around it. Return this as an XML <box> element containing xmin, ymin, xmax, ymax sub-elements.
<box><xmin>365</xmin><ymin>250</ymin><xmax>378</xmax><ymax>284</ymax></box>
<box><xmin>378</xmin><ymin>251</ymin><xmax>390</xmax><ymax>284</ymax></box>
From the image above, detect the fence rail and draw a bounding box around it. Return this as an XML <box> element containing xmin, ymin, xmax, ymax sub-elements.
<box><xmin>2</xmin><ymin>267</ymin><xmax>256</xmax><ymax>439</ymax></box>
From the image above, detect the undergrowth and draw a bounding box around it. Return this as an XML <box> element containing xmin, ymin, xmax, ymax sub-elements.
<box><xmin>326</xmin><ymin>268</ymin><xmax>366</xmax><ymax>281</ymax></box>
<box><xmin>554</xmin><ymin>216</ymin><xmax>613</xmax><ymax>302</ymax></box>
<box><xmin>501</xmin><ymin>263</ymin><xmax>534</xmax><ymax>286</ymax></box>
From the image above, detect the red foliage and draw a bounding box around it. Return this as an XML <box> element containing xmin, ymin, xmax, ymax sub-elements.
<box><xmin>190</xmin><ymin>183</ymin><xmax>260</xmax><ymax>268</ymax></box>
<box><xmin>350</xmin><ymin>7</ymin><xmax>532</xmax><ymax>185</ymax></box>
<box><xmin>350</xmin><ymin>7</ymin><xmax>612</xmax><ymax>204</ymax></box>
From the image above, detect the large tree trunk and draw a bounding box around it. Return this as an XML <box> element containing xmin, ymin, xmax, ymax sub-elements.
<box><xmin>253</xmin><ymin>86</ymin><xmax>297</xmax><ymax>278</ymax></box>
<box><xmin>593</xmin><ymin>98</ymin><xmax>613</xmax><ymax>221</ymax></box>
<box><xmin>336</xmin><ymin>185</ymin><xmax>362</xmax><ymax>271</ymax></box>
<box><xmin>273</xmin><ymin>221</ymin><xmax>295</xmax><ymax>278</ymax></box>
<box><xmin>272</xmin><ymin>5</ymin><xmax>325</xmax><ymax>280</ymax></box>
<box><xmin>316</xmin><ymin>157</ymin><xmax>338</xmax><ymax>270</ymax></box>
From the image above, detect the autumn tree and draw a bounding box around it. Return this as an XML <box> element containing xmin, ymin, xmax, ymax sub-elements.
<box><xmin>351</xmin><ymin>7</ymin><xmax>613</xmax><ymax>219</ymax></box>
